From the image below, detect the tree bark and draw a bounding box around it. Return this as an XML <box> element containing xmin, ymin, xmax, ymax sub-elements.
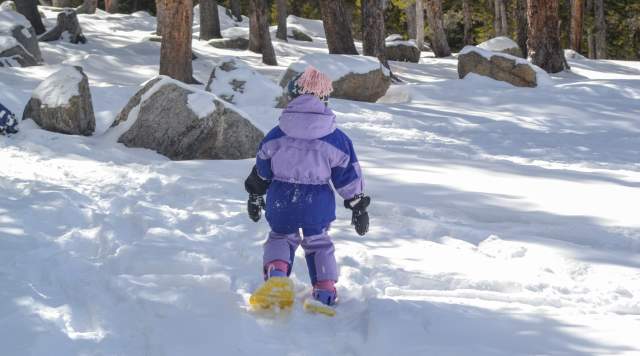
<box><xmin>230</xmin><ymin>0</ymin><xmax>241</xmax><ymax>21</ymax></box>
<box><xmin>569</xmin><ymin>0</ymin><xmax>584</xmax><ymax>52</ymax></box>
<box><xmin>105</xmin><ymin>0</ymin><xmax>119</xmax><ymax>13</ymax></box>
<box><xmin>593</xmin><ymin>0</ymin><xmax>606</xmax><ymax>59</ymax></box>
<box><xmin>362</xmin><ymin>0</ymin><xmax>388</xmax><ymax>67</ymax></box>
<box><xmin>276</xmin><ymin>0</ymin><xmax>287</xmax><ymax>41</ymax></box>
<box><xmin>424</xmin><ymin>0</ymin><xmax>451</xmax><ymax>57</ymax></box>
<box><xmin>405</xmin><ymin>1</ymin><xmax>416</xmax><ymax>39</ymax></box>
<box><xmin>16</xmin><ymin>0</ymin><xmax>46</xmax><ymax>35</ymax></box>
<box><xmin>500</xmin><ymin>0</ymin><xmax>508</xmax><ymax>36</ymax></box>
<box><xmin>515</xmin><ymin>0</ymin><xmax>528</xmax><ymax>56</ymax></box>
<box><xmin>494</xmin><ymin>0</ymin><xmax>508</xmax><ymax>36</ymax></box>
<box><xmin>77</xmin><ymin>0</ymin><xmax>98</xmax><ymax>14</ymax></box>
<box><xmin>156</xmin><ymin>0</ymin><xmax>166</xmax><ymax>36</ymax></box>
<box><xmin>462</xmin><ymin>0</ymin><xmax>473</xmax><ymax>45</ymax></box>
<box><xmin>527</xmin><ymin>0</ymin><xmax>567</xmax><ymax>73</ymax></box>
<box><xmin>52</xmin><ymin>0</ymin><xmax>74</xmax><ymax>7</ymax></box>
<box><xmin>416</xmin><ymin>0</ymin><xmax>424</xmax><ymax>49</ymax></box>
<box><xmin>249</xmin><ymin>0</ymin><xmax>277</xmax><ymax>65</ymax></box>
<box><xmin>319</xmin><ymin>0</ymin><xmax>358</xmax><ymax>54</ymax></box>
<box><xmin>200</xmin><ymin>0</ymin><xmax>222</xmax><ymax>40</ymax></box>
<box><xmin>159</xmin><ymin>0</ymin><xmax>196</xmax><ymax>83</ymax></box>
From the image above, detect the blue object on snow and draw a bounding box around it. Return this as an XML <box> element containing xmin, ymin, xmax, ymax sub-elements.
<box><xmin>0</xmin><ymin>102</ymin><xmax>18</xmax><ymax>135</ymax></box>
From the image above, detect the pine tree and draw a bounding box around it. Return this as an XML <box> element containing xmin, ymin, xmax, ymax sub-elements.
<box><xmin>362</xmin><ymin>0</ymin><xmax>387</xmax><ymax>60</ymax></box>
<box><xmin>319</xmin><ymin>0</ymin><xmax>358</xmax><ymax>54</ymax></box>
<box><xmin>15</xmin><ymin>0</ymin><xmax>46</xmax><ymax>35</ymax></box>
<box><xmin>416</xmin><ymin>0</ymin><xmax>425</xmax><ymax>49</ymax></box>
<box><xmin>276</xmin><ymin>0</ymin><xmax>288</xmax><ymax>41</ymax></box>
<box><xmin>229</xmin><ymin>0</ymin><xmax>241</xmax><ymax>21</ymax></box>
<box><xmin>200</xmin><ymin>0</ymin><xmax>222</xmax><ymax>41</ymax></box>
<box><xmin>424</xmin><ymin>0</ymin><xmax>451</xmax><ymax>57</ymax></box>
<box><xmin>527</xmin><ymin>0</ymin><xmax>568</xmax><ymax>73</ymax></box>
<box><xmin>249</xmin><ymin>0</ymin><xmax>277</xmax><ymax>65</ymax></box>
<box><xmin>105</xmin><ymin>0</ymin><xmax>119</xmax><ymax>13</ymax></box>
<box><xmin>159</xmin><ymin>0</ymin><xmax>196</xmax><ymax>83</ymax></box>
<box><xmin>462</xmin><ymin>0</ymin><xmax>473</xmax><ymax>45</ymax></box>
<box><xmin>594</xmin><ymin>0</ymin><xmax>606</xmax><ymax>58</ymax></box>
<box><xmin>570</xmin><ymin>0</ymin><xmax>584</xmax><ymax>52</ymax></box>
<box><xmin>77</xmin><ymin>0</ymin><xmax>98</xmax><ymax>14</ymax></box>
<box><xmin>516</xmin><ymin>0</ymin><xmax>528</xmax><ymax>55</ymax></box>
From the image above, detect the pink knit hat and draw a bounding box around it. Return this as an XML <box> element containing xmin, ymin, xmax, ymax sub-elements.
<box><xmin>287</xmin><ymin>66</ymin><xmax>333</xmax><ymax>101</ymax></box>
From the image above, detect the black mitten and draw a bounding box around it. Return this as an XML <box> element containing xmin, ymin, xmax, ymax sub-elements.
<box><xmin>247</xmin><ymin>194</ymin><xmax>265</xmax><ymax>222</ymax></box>
<box><xmin>344</xmin><ymin>194</ymin><xmax>371</xmax><ymax>236</ymax></box>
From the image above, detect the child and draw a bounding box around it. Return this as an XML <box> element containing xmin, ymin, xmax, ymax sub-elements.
<box><xmin>244</xmin><ymin>66</ymin><xmax>370</xmax><ymax>313</ymax></box>
<box><xmin>0</xmin><ymin>102</ymin><xmax>18</xmax><ymax>135</ymax></box>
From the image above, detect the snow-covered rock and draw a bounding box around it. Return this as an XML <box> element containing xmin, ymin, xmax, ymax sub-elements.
<box><xmin>208</xmin><ymin>36</ymin><xmax>249</xmax><ymax>50</ymax></box>
<box><xmin>279</xmin><ymin>53</ymin><xmax>391</xmax><ymax>102</ymax></box>
<box><xmin>23</xmin><ymin>66</ymin><xmax>96</xmax><ymax>135</ymax></box>
<box><xmin>288</xmin><ymin>28</ymin><xmax>312</xmax><ymax>42</ymax></box>
<box><xmin>287</xmin><ymin>15</ymin><xmax>324</xmax><ymax>37</ymax></box>
<box><xmin>0</xmin><ymin>35</ymin><xmax>38</xmax><ymax>67</ymax></box>
<box><xmin>458</xmin><ymin>46</ymin><xmax>550</xmax><ymax>88</ymax></box>
<box><xmin>477</xmin><ymin>36</ymin><xmax>523</xmax><ymax>58</ymax></box>
<box><xmin>564</xmin><ymin>49</ymin><xmax>587</xmax><ymax>60</ymax></box>
<box><xmin>385</xmin><ymin>34</ymin><xmax>420</xmax><ymax>63</ymax></box>
<box><xmin>113</xmin><ymin>76</ymin><xmax>264</xmax><ymax>160</ymax></box>
<box><xmin>0</xmin><ymin>9</ymin><xmax>42</xmax><ymax>63</ymax></box>
<box><xmin>39</xmin><ymin>8</ymin><xmax>86</xmax><ymax>44</ymax></box>
<box><xmin>205</xmin><ymin>57</ymin><xmax>286</xmax><ymax>108</ymax></box>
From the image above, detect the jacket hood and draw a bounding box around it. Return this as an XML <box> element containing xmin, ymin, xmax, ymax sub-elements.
<box><xmin>279</xmin><ymin>95</ymin><xmax>336</xmax><ymax>140</ymax></box>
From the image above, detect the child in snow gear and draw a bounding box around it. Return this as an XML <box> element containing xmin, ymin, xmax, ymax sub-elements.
<box><xmin>0</xmin><ymin>102</ymin><xmax>18</xmax><ymax>135</ymax></box>
<box><xmin>245</xmin><ymin>66</ymin><xmax>370</xmax><ymax>314</ymax></box>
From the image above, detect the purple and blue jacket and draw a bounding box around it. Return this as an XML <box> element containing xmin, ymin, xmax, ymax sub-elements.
<box><xmin>256</xmin><ymin>95</ymin><xmax>364</xmax><ymax>232</ymax></box>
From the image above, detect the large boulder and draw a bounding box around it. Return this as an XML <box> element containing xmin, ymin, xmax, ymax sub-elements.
<box><xmin>279</xmin><ymin>54</ymin><xmax>391</xmax><ymax>103</ymax></box>
<box><xmin>458</xmin><ymin>46</ymin><xmax>548</xmax><ymax>88</ymax></box>
<box><xmin>0</xmin><ymin>36</ymin><xmax>38</xmax><ymax>67</ymax></box>
<box><xmin>0</xmin><ymin>9</ymin><xmax>42</xmax><ymax>63</ymax></box>
<box><xmin>205</xmin><ymin>57</ymin><xmax>287</xmax><ymax>107</ymax></box>
<box><xmin>23</xmin><ymin>66</ymin><xmax>96</xmax><ymax>135</ymax></box>
<box><xmin>113</xmin><ymin>76</ymin><xmax>264</xmax><ymax>160</ymax></box>
<box><xmin>385</xmin><ymin>34</ymin><xmax>420</xmax><ymax>63</ymax></box>
<box><xmin>288</xmin><ymin>28</ymin><xmax>312</xmax><ymax>42</ymax></box>
<box><xmin>477</xmin><ymin>36</ymin><xmax>523</xmax><ymax>58</ymax></box>
<box><xmin>208</xmin><ymin>37</ymin><xmax>249</xmax><ymax>50</ymax></box>
<box><xmin>39</xmin><ymin>8</ymin><xmax>86</xmax><ymax>44</ymax></box>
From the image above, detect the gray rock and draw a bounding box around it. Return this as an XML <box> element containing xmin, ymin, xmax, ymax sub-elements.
<box><xmin>23</xmin><ymin>66</ymin><xmax>96</xmax><ymax>135</ymax></box>
<box><xmin>289</xmin><ymin>28</ymin><xmax>312</xmax><ymax>42</ymax></box>
<box><xmin>39</xmin><ymin>9</ymin><xmax>86</xmax><ymax>44</ymax></box>
<box><xmin>458</xmin><ymin>49</ymin><xmax>538</xmax><ymax>88</ymax></box>
<box><xmin>0</xmin><ymin>41</ymin><xmax>38</xmax><ymax>67</ymax></box>
<box><xmin>0</xmin><ymin>10</ymin><xmax>42</xmax><ymax>63</ymax></box>
<box><xmin>280</xmin><ymin>57</ymin><xmax>391</xmax><ymax>103</ymax></box>
<box><xmin>477</xmin><ymin>37</ymin><xmax>524</xmax><ymax>58</ymax></box>
<box><xmin>208</xmin><ymin>37</ymin><xmax>249</xmax><ymax>50</ymax></box>
<box><xmin>115</xmin><ymin>77</ymin><xmax>264</xmax><ymax>160</ymax></box>
<box><xmin>385</xmin><ymin>40</ymin><xmax>420</xmax><ymax>63</ymax></box>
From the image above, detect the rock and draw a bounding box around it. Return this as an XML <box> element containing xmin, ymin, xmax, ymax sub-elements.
<box><xmin>39</xmin><ymin>8</ymin><xmax>86</xmax><ymax>44</ymax></box>
<box><xmin>208</xmin><ymin>36</ymin><xmax>249</xmax><ymax>50</ymax></box>
<box><xmin>0</xmin><ymin>1</ymin><xmax>16</xmax><ymax>11</ymax></box>
<box><xmin>205</xmin><ymin>57</ymin><xmax>286</xmax><ymax>107</ymax></box>
<box><xmin>564</xmin><ymin>49</ymin><xmax>587</xmax><ymax>60</ymax></box>
<box><xmin>114</xmin><ymin>76</ymin><xmax>264</xmax><ymax>160</ymax></box>
<box><xmin>477</xmin><ymin>36</ymin><xmax>523</xmax><ymax>58</ymax></box>
<box><xmin>458</xmin><ymin>46</ymin><xmax>539</xmax><ymax>88</ymax></box>
<box><xmin>0</xmin><ymin>37</ymin><xmax>38</xmax><ymax>67</ymax></box>
<box><xmin>279</xmin><ymin>53</ymin><xmax>391</xmax><ymax>103</ymax></box>
<box><xmin>288</xmin><ymin>28</ymin><xmax>312</xmax><ymax>42</ymax></box>
<box><xmin>385</xmin><ymin>35</ymin><xmax>420</xmax><ymax>63</ymax></box>
<box><xmin>23</xmin><ymin>66</ymin><xmax>96</xmax><ymax>135</ymax></box>
<box><xmin>0</xmin><ymin>10</ymin><xmax>42</xmax><ymax>63</ymax></box>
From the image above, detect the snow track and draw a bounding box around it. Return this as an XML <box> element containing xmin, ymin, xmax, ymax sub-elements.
<box><xmin>1</xmin><ymin>7</ymin><xmax>639</xmax><ymax>356</ymax></box>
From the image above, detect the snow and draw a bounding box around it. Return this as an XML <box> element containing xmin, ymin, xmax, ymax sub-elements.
<box><xmin>1</xmin><ymin>5</ymin><xmax>640</xmax><ymax>356</ymax></box>
<box><xmin>460</xmin><ymin>45</ymin><xmax>553</xmax><ymax>86</ymax></box>
<box><xmin>385</xmin><ymin>38</ymin><xmax>418</xmax><ymax>48</ymax></box>
<box><xmin>187</xmin><ymin>91</ymin><xmax>216</xmax><ymax>119</ymax></box>
<box><xmin>385</xmin><ymin>34</ymin><xmax>404</xmax><ymax>42</ymax></box>
<box><xmin>0</xmin><ymin>34</ymin><xmax>18</xmax><ymax>52</ymax></box>
<box><xmin>220</xmin><ymin>26</ymin><xmax>248</xmax><ymax>39</ymax></box>
<box><xmin>287</xmin><ymin>15</ymin><xmax>325</xmax><ymax>37</ymax></box>
<box><xmin>565</xmin><ymin>49</ymin><xmax>587</xmax><ymax>60</ymax></box>
<box><xmin>477</xmin><ymin>36</ymin><xmax>520</xmax><ymax>52</ymax></box>
<box><xmin>290</xmin><ymin>53</ymin><xmax>386</xmax><ymax>81</ymax></box>
<box><xmin>31</xmin><ymin>66</ymin><xmax>83</xmax><ymax>107</ymax></box>
<box><xmin>0</xmin><ymin>8</ymin><xmax>31</xmax><ymax>33</ymax></box>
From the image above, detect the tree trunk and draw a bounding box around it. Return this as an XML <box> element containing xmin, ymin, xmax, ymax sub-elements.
<box><xmin>105</xmin><ymin>0</ymin><xmax>119</xmax><ymax>13</ymax></box>
<box><xmin>362</xmin><ymin>0</ymin><xmax>388</xmax><ymax>67</ymax></box>
<box><xmin>500</xmin><ymin>0</ymin><xmax>508</xmax><ymax>35</ymax></box>
<box><xmin>156</xmin><ymin>0</ymin><xmax>166</xmax><ymax>36</ymax></box>
<box><xmin>494</xmin><ymin>0</ymin><xmax>508</xmax><ymax>36</ymax></box>
<box><xmin>569</xmin><ymin>0</ymin><xmax>584</xmax><ymax>52</ymax></box>
<box><xmin>527</xmin><ymin>0</ymin><xmax>567</xmax><ymax>73</ymax></box>
<box><xmin>593</xmin><ymin>0</ymin><xmax>606</xmax><ymax>59</ymax></box>
<box><xmin>249</xmin><ymin>0</ymin><xmax>277</xmax><ymax>65</ymax></box>
<box><xmin>515</xmin><ymin>0</ymin><xmax>527</xmax><ymax>56</ymax></box>
<box><xmin>416</xmin><ymin>0</ymin><xmax>424</xmax><ymax>49</ymax></box>
<box><xmin>230</xmin><ymin>0</ymin><xmax>241</xmax><ymax>21</ymax></box>
<box><xmin>200</xmin><ymin>0</ymin><xmax>222</xmax><ymax>40</ymax></box>
<box><xmin>52</xmin><ymin>0</ymin><xmax>73</xmax><ymax>7</ymax></box>
<box><xmin>424</xmin><ymin>0</ymin><xmax>451</xmax><ymax>57</ymax></box>
<box><xmin>276</xmin><ymin>0</ymin><xmax>287</xmax><ymax>41</ymax></box>
<box><xmin>319</xmin><ymin>0</ymin><xmax>358</xmax><ymax>54</ymax></box>
<box><xmin>405</xmin><ymin>1</ymin><xmax>416</xmax><ymax>39</ymax></box>
<box><xmin>15</xmin><ymin>0</ymin><xmax>46</xmax><ymax>35</ymax></box>
<box><xmin>159</xmin><ymin>0</ymin><xmax>196</xmax><ymax>83</ymax></box>
<box><xmin>77</xmin><ymin>0</ymin><xmax>98</xmax><ymax>14</ymax></box>
<box><xmin>462</xmin><ymin>0</ymin><xmax>473</xmax><ymax>45</ymax></box>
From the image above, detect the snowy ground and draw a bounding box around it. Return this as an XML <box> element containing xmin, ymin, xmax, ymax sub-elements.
<box><xmin>1</xmin><ymin>8</ymin><xmax>640</xmax><ymax>356</ymax></box>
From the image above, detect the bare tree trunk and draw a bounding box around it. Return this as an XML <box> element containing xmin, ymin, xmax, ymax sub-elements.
<box><xmin>276</xmin><ymin>0</ymin><xmax>287</xmax><ymax>41</ymax></box>
<box><xmin>462</xmin><ymin>0</ymin><xmax>473</xmax><ymax>45</ymax></box>
<box><xmin>527</xmin><ymin>0</ymin><xmax>567</xmax><ymax>73</ymax></box>
<box><xmin>494</xmin><ymin>0</ymin><xmax>508</xmax><ymax>36</ymax></box>
<box><xmin>52</xmin><ymin>0</ymin><xmax>74</xmax><ymax>7</ymax></box>
<box><xmin>569</xmin><ymin>0</ymin><xmax>584</xmax><ymax>52</ymax></box>
<box><xmin>416</xmin><ymin>0</ymin><xmax>424</xmax><ymax>49</ymax></box>
<box><xmin>319</xmin><ymin>0</ymin><xmax>358</xmax><ymax>54</ymax></box>
<box><xmin>16</xmin><ymin>0</ymin><xmax>46</xmax><ymax>35</ymax></box>
<box><xmin>249</xmin><ymin>0</ymin><xmax>277</xmax><ymax>65</ymax></box>
<box><xmin>230</xmin><ymin>0</ymin><xmax>241</xmax><ymax>21</ymax></box>
<box><xmin>200</xmin><ymin>0</ymin><xmax>222</xmax><ymax>40</ymax></box>
<box><xmin>77</xmin><ymin>0</ymin><xmax>98</xmax><ymax>14</ymax></box>
<box><xmin>105</xmin><ymin>0</ymin><xmax>119</xmax><ymax>13</ymax></box>
<box><xmin>515</xmin><ymin>0</ymin><xmax>528</xmax><ymax>56</ymax></box>
<box><xmin>156</xmin><ymin>0</ymin><xmax>166</xmax><ymax>36</ymax></box>
<box><xmin>159</xmin><ymin>0</ymin><xmax>196</xmax><ymax>83</ymax></box>
<box><xmin>362</xmin><ymin>0</ymin><xmax>387</xmax><ymax>64</ymax></box>
<box><xmin>405</xmin><ymin>1</ymin><xmax>417</xmax><ymax>39</ymax></box>
<box><xmin>425</xmin><ymin>0</ymin><xmax>451</xmax><ymax>57</ymax></box>
<box><xmin>500</xmin><ymin>0</ymin><xmax>508</xmax><ymax>36</ymax></box>
<box><xmin>593</xmin><ymin>0</ymin><xmax>606</xmax><ymax>59</ymax></box>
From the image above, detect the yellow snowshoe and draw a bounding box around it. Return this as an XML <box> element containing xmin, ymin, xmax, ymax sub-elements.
<box><xmin>249</xmin><ymin>277</ymin><xmax>295</xmax><ymax>311</ymax></box>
